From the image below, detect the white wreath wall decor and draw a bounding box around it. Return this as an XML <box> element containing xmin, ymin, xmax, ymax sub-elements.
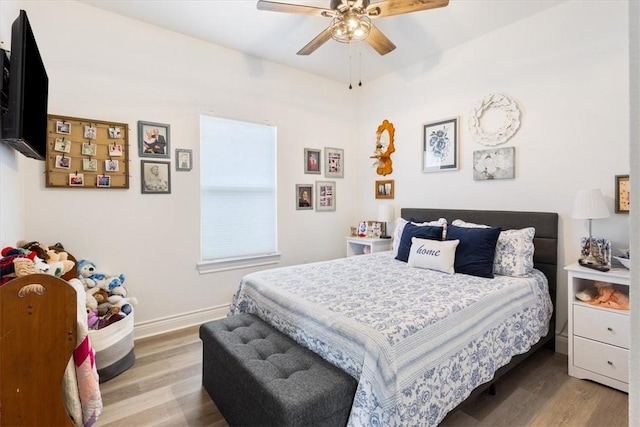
<box><xmin>469</xmin><ymin>93</ymin><xmax>521</xmax><ymax>146</ymax></box>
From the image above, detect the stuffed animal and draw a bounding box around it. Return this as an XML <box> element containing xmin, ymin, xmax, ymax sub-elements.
<box><xmin>16</xmin><ymin>240</ymin><xmax>50</xmax><ymax>262</ymax></box>
<box><xmin>588</xmin><ymin>281</ymin><xmax>629</xmax><ymax>310</ymax></box>
<box><xmin>44</xmin><ymin>249</ymin><xmax>74</xmax><ymax>277</ymax></box>
<box><xmin>106</xmin><ymin>295</ymin><xmax>138</xmax><ymax>316</ymax></box>
<box><xmin>77</xmin><ymin>259</ymin><xmax>125</xmax><ymax>291</ymax></box>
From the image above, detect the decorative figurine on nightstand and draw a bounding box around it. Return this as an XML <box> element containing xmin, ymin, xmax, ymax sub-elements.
<box><xmin>358</xmin><ymin>221</ymin><xmax>367</xmax><ymax>237</ymax></box>
<box><xmin>572</xmin><ymin>188</ymin><xmax>611</xmax><ymax>272</ymax></box>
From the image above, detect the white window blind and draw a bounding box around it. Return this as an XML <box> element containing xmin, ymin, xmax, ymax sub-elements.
<box><xmin>200</xmin><ymin>115</ymin><xmax>278</xmax><ymax>267</ymax></box>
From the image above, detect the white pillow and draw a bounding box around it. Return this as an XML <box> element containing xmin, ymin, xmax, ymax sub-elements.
<box><xmin>407</xmin><ymin>237</ymin><xmax>459</xmax><ymax>275</ymax></box>
<box><xmin>451</xmin><ymin>219</ymin><xmax>535</xmax><ymax>277</ymax></box>
<box><xmin>392</xmin><ymin>217</ymin><xmax>447</xmax><ymax>257</ymax></box>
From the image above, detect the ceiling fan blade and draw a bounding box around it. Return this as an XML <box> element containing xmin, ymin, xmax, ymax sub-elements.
<box><xmin>297</xmin><ymin>26</ymin><xmax>333</xmax><ymax>55</ymax></box>
<box><xmin>366</xmin><ymin>24</ymin><xmax>396</xmax><ymax>55</ymax></box>
<box><xmin>257</xmin><ymin>0</ymin><xmax>332</xmax><ymax>17</ymax></box>
<box><xmin>368</xmin><ymin>0</ymin><xmax>449</xmax><ymax>18</ymax></box>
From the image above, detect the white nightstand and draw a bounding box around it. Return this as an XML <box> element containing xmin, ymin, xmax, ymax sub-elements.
<box><xmin>345</xmin><ymin>237</ymin><xmax>392</xmax><ymax>257</ymax></box>
<box><xmin>565</xmin><ymin>263</ymin><xmax>630</xmax><ymax>392</ymax></box>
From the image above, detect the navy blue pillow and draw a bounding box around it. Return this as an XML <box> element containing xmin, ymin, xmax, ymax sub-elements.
<box><xmin>395</xmin><ymin>223</ymin><xmax>444</xmax><ymax>262</ymax></box>
<box><xmin>445</xmin><ymin>225</ymin><xmax>501</xmax><ymax>278</ymax></box>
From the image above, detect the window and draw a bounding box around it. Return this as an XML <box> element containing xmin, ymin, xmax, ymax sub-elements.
<box><xmin>198</xmin><ymin>114</ymin><xmax>279</xmax><ymax>273</ymax></box>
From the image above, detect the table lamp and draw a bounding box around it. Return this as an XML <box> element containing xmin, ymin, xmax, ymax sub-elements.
<box><xmin>378</xmin><ymin>204</ymin><xmax>395</xmax><ymax>238</ymax></box>
<box><xmin>571</xmin><ymin>188</ymin><xmax>610</xmax><ymax>270</ymax></box>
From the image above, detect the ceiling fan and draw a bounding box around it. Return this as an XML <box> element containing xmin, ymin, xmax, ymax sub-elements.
<box><xmin>256</xmin><ymin>0</ymin><xmax>449</xmax><ymax>56</ymax></box>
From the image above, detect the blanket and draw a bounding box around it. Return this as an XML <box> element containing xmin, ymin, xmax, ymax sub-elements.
<box><xmin>230</xmin><ymin>252</ymin><xmax>552</xmax><ymax>426</ymax></box>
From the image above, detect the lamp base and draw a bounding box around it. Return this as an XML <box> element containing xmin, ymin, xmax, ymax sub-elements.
<box><xmin>579</xmin><ymin>258</ymin><xmax>610</xmax><ymax>272</ymax></box>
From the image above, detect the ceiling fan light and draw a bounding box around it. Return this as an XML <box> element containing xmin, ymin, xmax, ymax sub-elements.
<box><xmin>331</xmin><ymin>14</ymin><xmax>370</xmax><ymax>43</ymax></box>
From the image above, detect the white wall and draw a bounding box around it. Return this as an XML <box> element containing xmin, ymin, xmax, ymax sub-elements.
<box><xmin>2</xmin><ymin>0</ymin><xmax>360</xmax><ymax>336</ymax></box>
<box><xmin>355</xmin><ymin>0</ymin><xmax>630</xmax><ymax>349</ymax></box>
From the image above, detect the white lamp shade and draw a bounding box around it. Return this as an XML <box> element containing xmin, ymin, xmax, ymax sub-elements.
<box><xmin>378</xmin><ymin>204</ymin><xmax>395</xmax><ymax>223</ymax></box>
<box><xmin>572</xmin><ymin>189</ymin><xmax>609</xmax><ymax>219</ymax></box>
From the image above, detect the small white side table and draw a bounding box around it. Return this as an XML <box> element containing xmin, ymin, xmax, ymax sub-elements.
<box><xmin>565</xmin><ymin>263</ymin><xmax>630</xmax><ymax>392</ymax></box>
<box><xmin>345</xmin><ymin>237</ymin><xmax>392</xmax><ymax>257</ymax></box>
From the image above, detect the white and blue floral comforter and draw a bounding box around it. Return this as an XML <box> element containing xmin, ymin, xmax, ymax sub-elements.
<box><xmin>230</xmin><ymin>252</ymin><xmax>552</xmax><ymax>426</ymax></box>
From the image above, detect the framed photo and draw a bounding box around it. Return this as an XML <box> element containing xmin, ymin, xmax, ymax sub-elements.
<box><xmin>56</xmin><ymin>121</ymin><xmax>71</xmax><ymax>135</ymax></box>
<box><xmin>316</xmin><ymin>180</ymin><xmax>336</xmax><ymax>211</ymax></box>
<box><xmin>138</xmin><ymin>120</ymin><xmax>170</xmax><ymax>158</ymax></box>
<box><xmin>375</xmin><ymin>179</ymin><xmax>394</xmax><ymax>199</ymax></box>
<box><xmin>324</xmin><ymin>147</ymin><xmax>344</xmax><ymax>178</ymax></box>
<box><xmin>176</xmin><ymin>148</ymin><xmax>193</xmax><ymax>171</ymax></box>
<box><xmin>97</xmin><ymin>175</ymin><xmax>111</xmax><ymax>188</ymax></box>
<box><xmin>473</xmin><ymin>147</ymin><xmax>515</xmax><ymax>180</ymax></box>
<box><xmin>81</xmin><ymin>142</ymin><xmax>97</xmax><ymax>156</ymax></box>
<box><xmin>304</xmin><ymin>148</ymin><xmax>321</xmax><ymax>174</ymax></box>
<box><xmin>296</xmin><ymin>184</ymin><xmax>313</xmax><ymax>210</ymax></box>
<box><xmin>615</xmin><ymin>174</ymin><xmax>630</xmax><ymax>213</ymax></box>
<box><xmin>105</xmin><ymin>159</ymin><xmax>119</xmax><ymax>172</ymax></box>
<box><xmin>69</xmin><ymin>173</ymin><xmax>84</xmax><ymax>186</ymax></box>
<box><xmin>296</xmin><ymin>184</ymin><xmax>313</xmax><ymax>211</ymax></box>
<box><xmin>54</xmin><ymin>138</ymin><xmax>71</xmax><ymax>153</ymax></box>
<box><xmin>423</xmin><ymin>117</ymin><xmax>458</xmax><ymax>172</ymax></box>
<box><xmin>141</xmin><ymin>160</ymin><xmax>171</xmax><ymax>194</ymax></box>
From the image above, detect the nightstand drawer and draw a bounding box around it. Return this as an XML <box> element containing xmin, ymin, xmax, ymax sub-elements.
<box><xmin>573</xmin><ymin>305</ymin><xmax>629</xmax><ymax>348</ymax></box>
<box><xmin>573</xmin><ymin>336</ymin><xmax>628</xmax><ymax>383</ymax></box>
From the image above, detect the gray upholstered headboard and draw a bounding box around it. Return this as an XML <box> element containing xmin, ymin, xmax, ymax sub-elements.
<box><xmin>400</xmin><ymin>208</ymin><xmax>559</xmax><ymax>299</ymax></box>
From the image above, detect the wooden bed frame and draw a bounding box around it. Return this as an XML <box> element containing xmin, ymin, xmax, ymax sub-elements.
<box><xmin>401</xmin><ymin>208</ymin><xmax>559</xmax><ymax>402</ymax></box>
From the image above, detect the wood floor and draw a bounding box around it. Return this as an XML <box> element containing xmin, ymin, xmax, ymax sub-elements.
<box><xmin>96</xmin><ymin>325</ymin><xmax>628</xmax><ymax>427</ymax></box>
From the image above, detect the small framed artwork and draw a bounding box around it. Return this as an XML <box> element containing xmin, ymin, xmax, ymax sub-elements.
<box><xmin>108</xmin><ymin>126</ymin><xmax>122</xmax><ymax>139</ymax></box>
<box><xmin>56</xmin><ymin>121</ymin><xmax>71</xmax><ymax>135</ymax></box>
<box><xmin>97</xmin><ymin>175</ymin><xmax>111</xmax><ymax>188</ymax></box>
<box><xmin>141</xmin><ymin>160</ymin><xmax>171</xmax><ymax>194</ymax></box>
<box><xmin>423</xmin><ymin>117</ymin><xmax>458</xmax><ymax>173</ymax></box>
<box><xmin>324</xmin><ymin>147</ymin><xmax>344</xmax><ymax>178</ymax></box>
<box><xmin>55</xmin><ymin>155</ymin><xmax>70</xmax><ymax>169</ymax></box>
<box><xmin>82</xmin><ymin>142</ymin><xmax>97</xmax><ymax>156</ymax></box>
<box><xmin>304</xmin><ymin>148</ymin><xmax>321</xmax><ymax>174</ymax></box>
<box><xmin>138</xmin><ymin>120</ymin><xmax>170</xmax><ymax>158</ymax></box>
<box><xmin>375</xmin><ymin>179</ymin><xmax>394</xmax><ymax>199</ymax></box>
<box><xmin>176</xmin><ymin>148</ymin><xmax>193</xmax><ymax>171</ymax></box>
<box><xmin>109</xmin><ymin>144</ymin><xmax>123</xmax><ymax>157</ymax></box>
<box><xmin>84</xmin><ymin>125</ymin><xmax>97</xmax><ymax>140</ymax></box>
<box><xmin>615</xmin><ymin>174</ymin><xmax>630</xmax><ymax>213</ymax></box>
<box><xmin>105</xmin><ymin>159</ymin><xmax>119</xmax><ymax>172</ymax></box>
<box><xmin>54</xmin><ymin>138</ymin><xmax>71</xmax><ymax>153</ymax></box>
<box><xmin>473</xmin><ymin>147</ymin><xmax>515</xmax><ymax>180</ymax></box>
<box><xmin>82</xmin><ymin>158</ymin><xmax>97</xmax><ymax>172</ymax></box>
<box><xmin>316</xmin><ymin>180</ymin><xmax>336</xmax><ymax>211</ymax></box>
<box><xmin>69</xmin><ymin>173</ymin><xmax>84</xmax><ymax>186</ymax></box>
<box><xmin>296</xmin><ymin>184</ymin><xmax>313</xmax><ymax>210</ymax></box>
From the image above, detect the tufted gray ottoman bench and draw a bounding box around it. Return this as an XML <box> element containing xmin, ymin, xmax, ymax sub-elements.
<box><xmin>199</xmin><ymin>313</ymin><xmax>357</xmax><ymax>427</ymax></box>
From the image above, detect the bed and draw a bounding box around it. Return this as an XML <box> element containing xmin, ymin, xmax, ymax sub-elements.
<box><xmin>229</xmin><ymin>208</ymin><xmax>558</xmax><ymax>426</ymax></box>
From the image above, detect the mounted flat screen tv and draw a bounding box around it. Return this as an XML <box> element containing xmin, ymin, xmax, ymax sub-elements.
<box><xmin>0</xmin><ymin>10</ymin><xmax>49</xmax><ymax>160</ymax></box>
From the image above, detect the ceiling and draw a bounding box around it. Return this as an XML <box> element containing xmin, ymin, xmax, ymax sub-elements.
<box><xmin>78</xmin><ymin>0</ymin><xmax>565</xmax><ymax>84</ymax></box>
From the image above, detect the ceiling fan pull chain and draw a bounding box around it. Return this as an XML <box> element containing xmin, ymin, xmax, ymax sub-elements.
<box><xmin>359</xmin><ymin>50</ymin><xmax>363</xmax><ymax>87</ymax></box>
<box><xmin>349</xmin><ymin>42</ymin><xmax>353</xmax><ymax>89</ymax></box>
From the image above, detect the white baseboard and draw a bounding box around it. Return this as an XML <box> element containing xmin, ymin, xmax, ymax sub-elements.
<box><xmin>556</xmin><ymin>333</ymin><xmax>568</xmax><ymax>355</ymax></box>
<box><xmin>133</xmin><ymin>304</ymin><xmax>231</xmax><ymax>340</ymax></box>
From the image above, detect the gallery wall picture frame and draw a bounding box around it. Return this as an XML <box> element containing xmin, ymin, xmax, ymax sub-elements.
<box><xmin>296</xmin><ymin>184</ymin><xmax>313</xmax><ymax>210</ymax></box>
<box><xmin>423</xmin><ymin>117</ymin><xmax>458</xmax><ymax>173</ymax></box>
<box><xmin>141</xmin><ymin>160</ymin><xmax>171</xmax><ymax>194</ymax></box>
<box><xmin>375</xmin><ymin>179</ymin><xmax>394</xmax><ymax>199</ymax></box>
<box><xmin>46</xmin><ymin>114</ymin><xmax>129</xmax><ymax>189</ymax></box>
<box><xmin>472</xmin><ymin>146</ymin><xmax>515</xmax><ymax>180</ymax></box>
<box><xmin>138</xmin><ymin>120</ymin><xmax>170</xmax><ymax>158</ymax></box>
<box><xmin>316</xmin><ymin>180</ymin><xmax>336</xmax><ymax>211</ymax></box>
<box><xmin>324</xmin><ymin>147</ymin><xmax>344</xmax><ymax>178</ymax></box>
<box><xmin>304</xmin><ymin>148</ymin><xmax>321</xmax><ymax>174</ymax></box>
<box><xmin>615</xmin><ymin>174</ymin><xmax>630</xmax><ymax>213</ymax></box>
<box><xmin>176</xmin><ymin>148</ymin><xmax>193</xmax><ymax>171</ymax></box>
